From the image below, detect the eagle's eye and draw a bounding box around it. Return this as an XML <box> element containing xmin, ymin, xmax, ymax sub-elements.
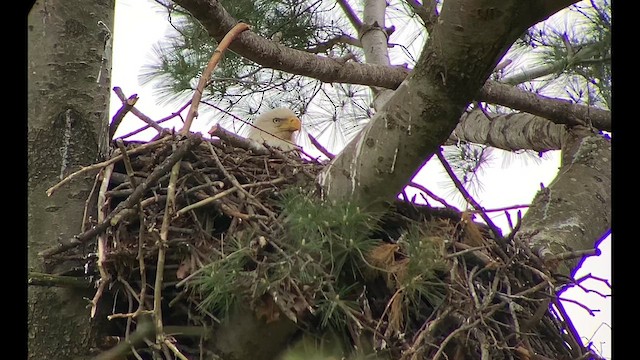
<box><xmin>272</xmin><ymin>118</ymin><xmax>284</xmax><ymax>123</ymax></box>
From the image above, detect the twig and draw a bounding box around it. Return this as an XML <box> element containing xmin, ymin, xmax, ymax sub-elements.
<box><xmin>307</xmin><ymin>133</ymin><xmax>334</xmax><ymax>159</ymax></box>
<box><xmin>554</xmin><ymin>248</ymin><xmax>600</xmax><ymax>261</ymax></box>
<box><xmin>118</xmin><ymin>100</ymin><xmax>192</xmax><ymax>140</ymax></box>
<box><xmin>154</xmin><ymin>140</ymin><xmax>180</xmax><ymax>347</ymax></box>
<box><xmin>46</xmin><ymin>136</ymin><xmax>171</xmax><ymax>197</ymax></box>
<box><xmin>208</xmin><ymin>125</ymin><xmax>270</xmax><ymax>155</ymax></box>
<box><xmin>112</xmin><ymin>86</ymin><xmax>165</xmax><ymax>135</ymax></box>
<box><xmin>468</xmin><ymin>204</ymin><xmax>530</xmax><ymax>213</ymax></box>
<box><xmin>205</xmin><ymin>142</ymin><xmax>277</xmax><ymax>219</ymax></box>
<box><xmin>435</xmin><ymin>149</ymin><xmax>506</xmax><ymax>248</ymax></box>
<box><xmin>407</xmin><ymin>181</ymin><xmax>457</xmax><ymax>210</ymax></box>
<box><xmin>116</xmin><ymin>139</ymin><xmax>149</xmax><ymax>316</ymax></box>
<box><xmin>336</xmin><ymin>0</ymin><xmax>363</xmax><ymax>31</ymax></box>
<box><xmin>39</xmin><ymin>135</ymin><xmax>202</xmax><ymax>257</ymax></box>
<box><xmin>164</xmin><ymin>339</ymin><xmax>190</xmax><ymax>360</ymax></box>
<box><xmin>27</xmin><ymin>272</ymin><xmax>93</xmax><ymax>288</ymax></box>
<box><xmin>181</xmin><ymin>23</ymin><xmax>250</xmax><ymax>134</ymax></box>
<box><xmin>90</xmin><ymin>162</ymin><xmax>115</xmax><ymax>318</ymax></box>
<box><xmin>110</xmin><ymin>92</ymin><xmax>139</xmax><ymax>140</ymax></box>
<box><xmin>81</xmin><ymin>172</ymin><xmax>101</xmax><ymax>232</ymax></box>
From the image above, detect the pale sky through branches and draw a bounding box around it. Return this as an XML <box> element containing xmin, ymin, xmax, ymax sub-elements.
<box><xmin>108</xmin><ymin>1</ymin><xmax>612</xmax><ymax>358</ymax></box>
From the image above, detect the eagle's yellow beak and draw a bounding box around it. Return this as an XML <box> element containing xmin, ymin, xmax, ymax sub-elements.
<box><xmin>282</xmin><ymin>117</ymin><xmax>302</xmax><ymax>132</ymax></box>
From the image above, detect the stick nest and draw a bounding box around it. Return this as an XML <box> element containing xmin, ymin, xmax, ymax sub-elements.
<box><xmin>47</xmin><ymin>132</ymin><xmax>601</xmax><ymax>360</ymax></box>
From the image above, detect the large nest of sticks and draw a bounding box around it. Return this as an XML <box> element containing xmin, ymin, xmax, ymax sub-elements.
<box><xmin>42</xmin><ymin>130</ymin><xmax>602</xmax><ymax>360</ymax></box>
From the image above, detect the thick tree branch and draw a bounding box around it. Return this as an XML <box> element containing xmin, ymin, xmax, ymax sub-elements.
<box><xmin>449</xmin><ymin>109</ymin><xmax>566</xmax><ymax>152</ymax></box>
<box><xmin>319</xmin><ymin>0</ymin><xmax>578</xmax><ymax>205</ymax></box>
<box><xmin>172</xmin><ymin>0</ymin><xmax>607</xmax><ymax>134</ymax></box>
<box><xmin>172</xmin><ymin>0</ymin><xmax>408</xmax><ymax>89</ymax></box>
<box><xmin>478</xmin><ymin>81</ymin><xmax>611</xmax><ymax>132</ymax></box>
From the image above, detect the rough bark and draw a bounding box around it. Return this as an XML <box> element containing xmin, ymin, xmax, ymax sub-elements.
<box><xmin>517</xmin><ymin>126</ymin><xmax>611</xmax><ymax>276</ymax></box>
<box><xmin>318</xmin><ymin>0</ymin><xmax>578</xmax><ymax>207</ymax></box>
<box><xmin>28</xmin><ymin>0</ymin><xmax>113</xmax><ymax>359</ymax></box>
<box><xmin>449</xmin><ymin>109</ymin><xmax>567</xmax><ymax>152</ymax></box>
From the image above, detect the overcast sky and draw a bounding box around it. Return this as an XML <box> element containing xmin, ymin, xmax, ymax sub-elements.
<box><xmin>109</xmin><ymin>1</ymin><xmax>611</xmax><ymax>357</ymax></box>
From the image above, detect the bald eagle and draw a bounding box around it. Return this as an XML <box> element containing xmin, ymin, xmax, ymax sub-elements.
<box><xmin>246</xmin><ymin>108</ymin><xmax>302</xmax><ymax>151</ymax></box>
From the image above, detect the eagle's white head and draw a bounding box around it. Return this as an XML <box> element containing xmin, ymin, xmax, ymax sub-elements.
<box><xmin>246</xmin><ymin>108</ymin><xmax>302</xmax><ymax>150</ymax></box>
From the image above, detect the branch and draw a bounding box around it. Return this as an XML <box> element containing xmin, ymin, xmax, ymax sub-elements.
<box><xmin>28</xmin><ymin>272</ymin><xmax>93</xmax><ymax>288</ymax></box>
<box><xmin>305</xmin><ymin>34</ymin><xmax>361</xmax><ymax>54</ymax></box>
<box><xmin>478</xmin><ymin>80</ymin><xmax>611</xmax><ymax>132</ymax></box>
<box><xmin>172</xmin><ymin>0</ymin><xmax>409</xmax><ymax>90</ymax></box>
<box><xmin>112</xmin><ymin>86</ymin><xmax>165</xmax><ymax>134</ymax></box>
<box><xmin>181</xmin><ymin>22</ymin><xmax>250</xmax><ymax>134</ymax></box>
<box><xmin>172</xmin><ymin>0</ymin><xmax>609</xmax><ymax>134</ymax></box>
<box><xmin>435</xmin><ymin>150</ymin><xmax>504</xmax><ymax>245</ymax></box>
<box><xmin>516</xmin><ymin>126</ymin><xmax>611</xmax><ymax>276</ymax></box>
<box><xmin>38</xmin><ymin>134</ymin><xmax>203</xmax><ymax>257</ymax></box>
<box><xmin>109</xmin><ymin>92</ymin><xmax>139</xmax><ymax>141</ymax></box>
<box><xmin>448</xmin><ymin>109</ymin><xmax>567</xmax><ymax>152</ymax></box>
<box><xmin>336</xmin><ymin>0</ymin><xmax>363</xmax><ymax>31</ymax></box>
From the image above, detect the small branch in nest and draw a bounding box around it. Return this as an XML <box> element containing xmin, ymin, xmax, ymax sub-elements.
<box><xmin>46</xmin><ymin>136</ymin><xmax>172</xmax><ymax>197</ymax></box>
<box><xmin>181</xmin><ymin>22</ymin><xmax>250</xmax><ymax>134</ymax></box>
<box><xmin>27</xmin><ymin>272</ymin><xmax>93</xmax><ymax>288</ymax></box>
<box><xmin>164</xmin><ymin>339</ymin><xmax>189</xmax><ymax>360</ymax></box>
<box><xmin>112</xmin><ymin>86</ymin><xmax>165</xmax><ymax>136</ymax></box>
<box><xmin>116</xmin><ymin>139</ymin><xmax>150</xmax><ymax>317</ymax></box>
<box><xmin>307</xmin><ymin>133</ymin><xmax>334</xmax><ymax>159</ymax></box>
<box><xmin>435</xmin><ymin>149</ymin><xmax>507</xmax><ymax>250</ymax></box>
<box><xmin>468</xmin><ymin>204</ymin><xmax>530</xmax><ymax>213</ymax></box>
<box><xmin>39</xmin><ymin>134</ymin><xmax>202</xmax><ymax>258</ymax></box>
<box><xmin>91</xmin><ymin>318</ymin><xmax>155</xmax><ymax>360</ymax></box>
<box><xmin>109</xmin><ymin>91</ymin><xmax>139</xmax><ymax>141</ymax></box>
<box><xmin>553</xmin><ymin>248</ymin><xmax>600</xmax><ymax>262</ymax></box>
<box><xmin>447</xmin><ymin>243</ymin><xmax>495</xmax><ymax>267</ymax></box>
<box><xmin>208</xmin><ymin>125</ymin><xmax>270</xmax><ymax>155</ymax></box>
<box><xmin>90</xmin><ymin>162</ymin><xmax>115</xmax><ymax>319</ymax></box>
<box><xmin>118</xmin><ymin>100</ymin><xmax>193</xmax><ymax>140</ymax></box>
<box><xmin>407</xmin><ymin>181</ymin><xmax>457</xmax><ymax>210</ymax></box>
<box><xmin>154</xmin><ymin>140</ymin><xmax>182</xmax><ymax>346</ymax></box>
<box><xmin>205</xmin><ymin>141</ymin><xmax>278</xmax><ymax>219</ymax></box>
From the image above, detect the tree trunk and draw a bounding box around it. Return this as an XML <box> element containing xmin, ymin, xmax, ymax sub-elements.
<box><xmin>518</xmin><ymin>126</ymin><xmax>611</xmax><ymax>276</ymax></box>
<box><xmin>319</xmin><ymin>0</ymin><xmax>577</xmax><ymax>207</ymax></box>
<box><xmin>28</xmin><ymin>0</ymin><xmax>114</xmax><ymax>358</ymax></box>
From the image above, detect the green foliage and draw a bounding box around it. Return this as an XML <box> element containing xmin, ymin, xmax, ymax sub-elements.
<box><xmin>278</xmin><ymin>188</ymin><xmax>383</xmax><ymax>281</ymax></box>
<box><xmin>315</xmin><ymin>283</ymin><xmax>362</xmax><ymax>331</ymax></box>
<box><xmin>509</xmin><ymin>1</ymin><xmax>611</xmax><ymax>108</ymax></box>
<box><xmin>396</xmin><ymin>225</ymin><xmax>447</xmax><ymax>309</ymax></box>
<box><xmin>188</xmin><ymin>237</ymin><xmax>253</xmax><ymax>317</ymax></box>
<box><xmin>140</xmin><ymin>0</ymin><xmax>346</xmax><ymax>108</ymax></box>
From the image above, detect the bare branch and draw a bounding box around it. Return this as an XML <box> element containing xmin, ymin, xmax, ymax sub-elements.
<box><xmin>305</xmin><ymin>34</ymin><xmax>361</xmax><ymax>53</ymax></box>
<box><xmin>336</xmin><ymin>0</ymin><xmax>363</xmax><ymax>31</ymax></box>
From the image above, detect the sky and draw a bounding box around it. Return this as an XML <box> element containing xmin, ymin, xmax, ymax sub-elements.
<box><xmin>109</xmin><ymin>1</ymin><xmax>611</xmax><ymax>358</ymax></box>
